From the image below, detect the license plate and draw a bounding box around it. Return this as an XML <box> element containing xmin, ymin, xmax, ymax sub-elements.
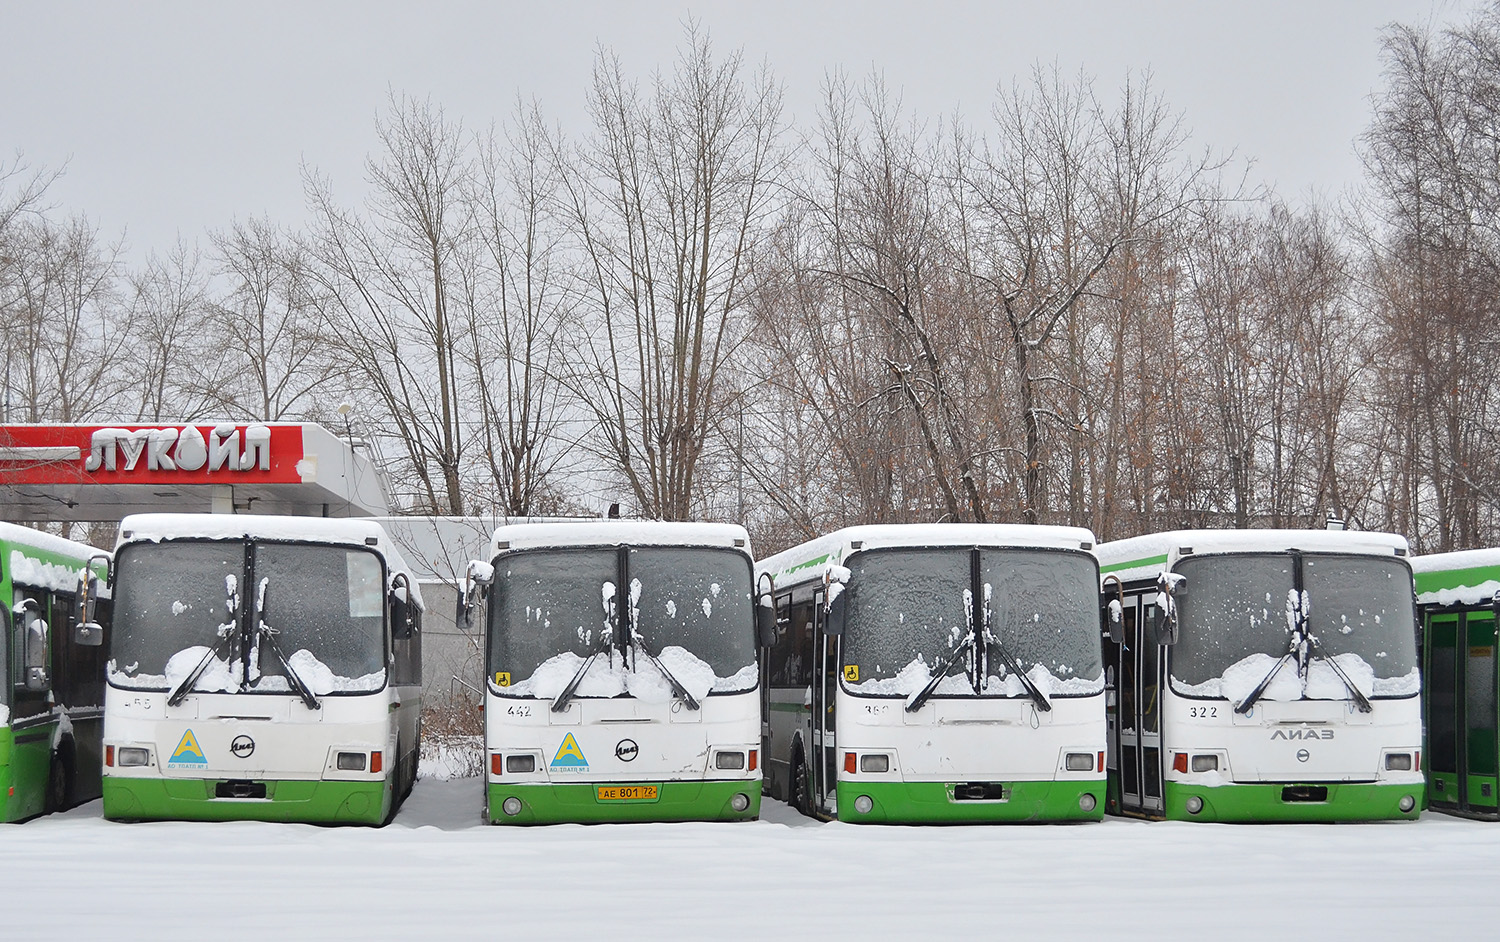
<box><xmin>596</xmin><ymin>784</ymin><xmax>660</xmax><ymax>802</ymax></box>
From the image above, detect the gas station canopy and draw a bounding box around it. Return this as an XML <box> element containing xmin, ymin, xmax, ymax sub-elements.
<box><xmin>0</xmin><ymin>423</ymin><xmax>390</xmax><ymax>522</ymax></box>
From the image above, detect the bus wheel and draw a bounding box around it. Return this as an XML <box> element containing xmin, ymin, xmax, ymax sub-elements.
<box><xmin>46</xmin><ymin>755</ymin><xmax>70</xmax><ymax>813</ymax></box>
<box><xmin>789</xmin><ymin>748</ymin><xmax>810</xmax><ymax>816</ymax></box>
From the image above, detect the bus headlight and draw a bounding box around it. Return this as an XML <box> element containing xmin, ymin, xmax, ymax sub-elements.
<box><xmin>1385</xmin><ymin>753</ymin><xmax>1413</xmax><ymax>771</ymax></box>
<box><xmin>1399</xmin><ymin>795</ymin><xmax>1416</xmax><ymax>813</ymax></box>
<box><xmin>117</xmin><ymin>747</ymin><xmax>151</xmax><ymax>768</ymax></box>
<box><xmin>502</xmin><ymin>797</ymin><xmax>523</xmax><ymax>816</ymax></box>
<box><xmin>854</xmin><ymin>795</ymin><xmax>874</xmax><ymax>814</ymax></box>
<box><xmin>1185</xmin><ymin>796</ymin><xmax>1204</xmax><ymax>814</ymax></box>
<box><xmin>860</xmin><ymin>754</ymin><xmax>889</xmax><ymax>773</ymax></box>
<box><xmin>336</xmin><ymin>752</ymin><xmax>367</xmax><ymax>771</ymax></box>
<box><xmin>716</xmin><ymin>751</ymin><xmax>746</xmax><ymax>770</ymax></box>
<box><xmin>1191</xmin><ymin>755</ymin><xmax>1219</xmax><ymax>773</ymax></box>
<box><xmin>1079</xmin><ymin>793</ymin><xmax>1097</xmax><ymax>812</ymax></box>
<box><xmin>1065</xmin><ymin>753</ymin><xmax>1094</xmax><ymax>772</ymax></box>
<box><xmin>730</xmin><ymin>793</ymin><xmax>751</xmax><ymax>812</ymax></box>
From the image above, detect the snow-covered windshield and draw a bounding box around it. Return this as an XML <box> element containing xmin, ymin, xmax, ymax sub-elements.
<box><xmin>486</xmin><ymin>546</ymin><xmax>757</xmax><ymax>697</ymax></box>
<box><xmin>111</xmin><ymin>541</ymin><xmax>244</xmax><ymax>691</ymax></box>
<box><xmin>246</xmin><ymin>544</ymin><xmax>386</xmax><ymax>693</ymax></box>
<box><xmin>109</xmin><ymin>540</ymin><xmax>387</xmax><ymax>695</ymax></box>
<box><xmin>841</xmin><ymin>548</ymin><xmax>1104</xmax><ymax>699</ymax></box>
<box><xmin>1171</xmin><ymin>552</ymin><xmax>1417</xmax><ymax>698</ymax></box>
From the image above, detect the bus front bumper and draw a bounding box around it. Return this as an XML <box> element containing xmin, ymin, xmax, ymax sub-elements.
<box><xmin>835</xmin><ymin>779</ymin><xmax>1106</xmax><ymax>823</ymax></box>
<box><xmin>102</xmin><ymin>775</ymin><xmax>392</xmax><ymax>825</ymax></box>
<box><xmin>1162</xmin><ymin>780</ymin><xmax>1423</xmax><ymax>822</ymax></box>
<box><xmin>487</xmin><ymin>779</ymin><xmax>761</xmax><ymax>824</ymax></box>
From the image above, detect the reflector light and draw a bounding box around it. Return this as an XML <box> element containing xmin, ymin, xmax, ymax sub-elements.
<box><xmin>844</xmin><ymin>752</ymin><xmax>857</xmax><ymax>774</ymax></box>
<box><xmin>506</xmin><ymin>754</ymin><xmax>535</xmax><ymax>773</ymax></box>
<box><xmin>337</xmin><ymin>752</ymin><xmax>367</xmax><ymax>771</ymax></box>
<box><xmin>1065</xmin><ymin>753</ymin><xmax>1093</xmax><ymax>772</ymax></box>
<box><xmin>1172</xmin><ymin>753</ymin><xmax>1189</xmax><ymax>774</ymax></box>
<box><xmin>749</xmin><ymin>750</ymin><xmax>758</xmax><ymax>772</ymax></box>
<box><xmin>118</xmin><ymin>747</ymin><xmax>150</xmax><ymax>768</ymax></box>
<box><xmin>371</xmin><ymin>751</ymin><xmax>383</xmax><ymax>774</ymax></box>
<box><xmin>854</xmin><ymin>795</ymin><xmax>874</xmax><ymax>814</ymax></box>
<box><xmin>491</xmin><ymin>753</ymin><xmax>504</xmax><ymax>776</ymax></box>
<box><xmin>730</xmin><ymin>792</ymin><xmax>751</xmax><ymax>812</ymax></box>
<box><xmin>1191</xmin><ymin>754</ymin><xmax>1219</xmax><ymax>773</ymax></box>
<box><xmin>1416</xmin><ymin>751</ymin><xmax>1421</xmax><ymax>772</ymax></box>
<box><xmin>860</xmin><ymin>754</ymin><xmax>889</xmax><ymax>773</ymax></box>
<box><xmin>1098</xmin><ymin>751</ymin><xmax>1105</xmax><ymax>773</ymax></box>
<box><xmin>502</xmin><ymin>797</ymin><xmax>523</xmax><ymax>816</ymax></box>
<box><xmin>1186</xmin><ymin>795</ymin><xmax>1204</xmax><ymax>814</ymax></box>
<box><xmin>1079</xmin><ymin>793</ymin><xmax>1097</xmax><ymax>812</ymax></box>
<box><xmin>716</xmin><ymin>751</ymin><xmax>746</xmax><ymax>770</ymax></box>
<box><xmin>105</xmin><ymin>745</ymin><xmax>114</xmax><ymax>768</ymax></box>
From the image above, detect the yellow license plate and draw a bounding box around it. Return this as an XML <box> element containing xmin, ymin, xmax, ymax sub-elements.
<box><xmin>596</xmin><ymin>784</ymin><xmax>660</xmax><ymax>802</ymax></box>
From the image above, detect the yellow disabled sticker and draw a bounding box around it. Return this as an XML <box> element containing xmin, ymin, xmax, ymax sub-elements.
<box><xmin>494</xmin><ymin>672</ymin><xmax>511</xmax><ymax>687</ymax></box>
<box><xmin>843</xmin><ymin>665</ymin><xmax>859</xmax><ymax>682</ymax></box>
<box><xmin>168</xmin><ymin>729</ymin><xmax>207</xmax><ymax>767</ymax></box>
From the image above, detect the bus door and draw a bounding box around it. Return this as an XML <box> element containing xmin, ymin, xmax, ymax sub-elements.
<box><xmin>1426</xmin><ymin>608</ymin><xmax>1499</xmax><ymax>816</ymax></box>
<box><xmin>812</xmin><ymin>592</ymin><xmax>838</xmax><ymax>816</ymax></box>
<box><xmin>1115</xmin><ymin>594</ymin><xmax>1164</xmax><ymax>817</ymax></box>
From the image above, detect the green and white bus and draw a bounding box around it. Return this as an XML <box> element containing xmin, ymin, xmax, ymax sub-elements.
<box><xmin>472</xmin><ymin>521</ymin><xmax>765</xmax><ymax>824</ymax></box>
<box><xmin>1411</xmin><ymin>547</ymin><xmax>1500</xmax><ymax>820</ymax></box>
<box><xmin>101</xmin><ymin>514</ymin><xmax>423</xmax><ymax>824</ymax></box>
<box><xmin>757</xmin><ymin>524</ymin><xmax>1107</xmax><ymax>824</ymax></box>
<box><xmin>1097</xmin><ymin>529</ymin><xmax>1423</xmax><ymax>822</ymax></box>
<box><xmin>1</xmin><ymin>522</ymin><xmax>110</xmax><ymax>821</ymax></box>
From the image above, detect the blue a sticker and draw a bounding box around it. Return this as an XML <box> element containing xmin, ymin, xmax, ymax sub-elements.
<box><xmin>550</xmin><ymin>733</ymin><xmax>588</xmax><ymax>770</ymax></box>
<box><xmin>168</xmin><ymin>729</ymin><xmax>208</xmax><ymax>767</ymax></box>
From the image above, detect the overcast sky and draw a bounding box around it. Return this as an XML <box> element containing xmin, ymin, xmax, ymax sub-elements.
<box><xmin>1</xmin><ymin>0</ymin><xmax>1468</xmax><ymax>260</ymax></box>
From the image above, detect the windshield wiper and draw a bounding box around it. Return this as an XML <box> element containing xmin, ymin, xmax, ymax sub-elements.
<box><xmin>980</xmin><ymin>583</ymin><xmax>1052</xmax><ymax>714</ymax></box>
<box><xmin>168</xmin><ymin>574</ymin><xmax>241</xmax><ymax>707</ymax></box>
<box><xmin>906</xmin><ymin>631</ymin><xmax>976</xmax><ymax>713</ymax></box>
<box><xmin>254</xmin><ymin>578</ymin><xmax>320</xmax><ymax>711</ymax></box>
<box><xmin>1308</xmin><ymin>637</ymin><xmax>1374</xmax><ymax>713</ymax></box>
<box><xmin>632</xmin><ymin>633</ymin><xmax>701</xmax><ymax>710</ymax></box>
<box><xmin>1235</xmin><ymin>652</ymin><xmax>1295</xmax><ymax>715</ymax></box>
<box><xmin>553</xmin><ymin>585</ymin><xmax>618</xmax><ymax>713</ymax></box>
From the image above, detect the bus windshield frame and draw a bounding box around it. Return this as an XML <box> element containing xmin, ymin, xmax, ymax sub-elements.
<box><xmin>486</xmin><ymin>543</ymin><xmax>758</xmax><ymax>698</ymax></box>
<box><xmin>1169</xmin><ymin>550</ymin><xmax>1418</xmax><ymax>698</ymax></box>
<box><xmin>839</xmin><ymin>546</ymin><xmax>1105</xmax><ymax>700</ymax></box>
<box><xmin>107</xmin><ymin>538</ymin><xmax>389</xmax><ymax>697</ymax></box>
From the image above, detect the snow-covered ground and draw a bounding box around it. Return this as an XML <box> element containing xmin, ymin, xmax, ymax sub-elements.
<box><xmin>6</xmin><ymin>777</ymin><xmax>1500</xmax><ymax>940</ymax></box>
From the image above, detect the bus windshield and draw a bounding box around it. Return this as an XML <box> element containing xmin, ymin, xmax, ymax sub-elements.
<box><xmin>108</xmin><ymin>541</ymin><xmax>387</xmax><ymax>695</ymax></box>
<box><xmin>487</xmin><ymin>546</ymin><xmax>757</xmax><ymax>699</ymax></box>
<box><xmin>841</xmin><ymin>547</ymin><xmax>1104</xmax><ymax>699</ymax></box>
<box><xmin>1171</xmin><ymin>552</ymin><xmax>1418</xmax><ymax>700</ymax></box>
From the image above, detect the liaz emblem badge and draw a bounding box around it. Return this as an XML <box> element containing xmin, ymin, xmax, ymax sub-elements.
<box><xmin>168</xmin><ymin>729</ymin><xmax>208</xmax><ymax>768</ymax></box>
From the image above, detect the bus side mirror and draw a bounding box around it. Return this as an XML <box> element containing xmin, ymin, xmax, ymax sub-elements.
<box><xmin>75</xmin><ymin>622</ymin><xmax>104</xmax><ymax>646</ymax></box>
<box><xmin>461</xmin><ymin>559</ymin><xmax>494</xmax><ymax>630</ymax></box>
<box><xmin>825</xmin><ymin>591</ymin><xmax>846</xmax><ymax>637</ymax></box>
<box><xmin>756</xmin><ymin>595</ymin><xmax>777</xmax><ymax>647</ymax></box>
<box><xmin>1105</xmin><ymin>599</ymin><xmax>1123</xmax><ymax>645</ymax></box>
<box><xmin>20</xmin><ymin>604</ymin><xmax>51</xmax><ymax>691</ymax></box>
<box><xmin>391</xmin><ymin>573</ymin><xmax>415</xmax><ymax>640</ymax></box>
<box><xmin>1150</xmin><ymin>573</ymin><xmax>1181</xmax><ymax>646</ymax></box>
<box><xmin>1151</xmin><ymin>606</ymin><xmax>1179</xmax><ymax>646</ymax></box>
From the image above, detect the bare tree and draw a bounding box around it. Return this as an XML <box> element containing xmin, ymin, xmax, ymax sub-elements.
<box><xmin>558</xmin><ymin>25</ymin><xmax>785</xmax><ymax>520</ymax></box>
<box><xmin>306</xmin><ymin>93</ymin><xmax>476</xmax><ymax>514</ymax></box>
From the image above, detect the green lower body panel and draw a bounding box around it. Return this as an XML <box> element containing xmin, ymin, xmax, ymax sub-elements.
<box><xmin>487</xmin><ymin>779</ymin><xmax>761</xmax><ymax>824</ymax></box>
<box><xmin>1160</xmin><ymin>781</ymin><xmax>1423</xmax><ymax>822</ymax></box>
<box><xmin>1</xmin><ymin>725</ymin><xmax>52</xmax><ymax>823</ymax></box>
<box><xmin>103</xmin><ymin>775</ymin><xmax>392</xmax><ymax>825</ymax></box>
<box><xmin>834</xmin><ymin>779</ymin><xmax>1106</xmax><ymax>823</ymax></box>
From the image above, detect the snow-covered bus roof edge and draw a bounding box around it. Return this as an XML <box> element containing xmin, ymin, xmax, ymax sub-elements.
<box><xmin>0</xmin><ymin>520</ymin><xmax>110</xmax><ymax>564</ymax></box>
<box><xmin>1096</xmin><ymin>529</ymin><xmax>1410</xmax><ymax>583</ymax></box>
<box><xmin>487</xmin><ymin>520</ymin><xmax>752</xmax><ymax>559</ymax></box>
<box><xmin>115</xmin><ymin>513</ymin><xmax>423</xmax><ymax>607</ymax></box>
<box><xmin>757</xmin><ymin>523</ymin><xmax>1097</xmax><ymax>588</ymax></box>
<box><xmin>1411</xmin><ymin>547</ymin><xmax>1500</xmax><ymax>607</ymax></box>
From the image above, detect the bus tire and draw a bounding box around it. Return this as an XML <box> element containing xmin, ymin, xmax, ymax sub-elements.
<box><xmin>788</xmin><ymin>747</ymin><xmax>810</xmax><ymax>816</ymax></box>
<box><xmin>46</xmin><ymin>754</ymin><xmax>70</xmax><ymax>813</ymax></box>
